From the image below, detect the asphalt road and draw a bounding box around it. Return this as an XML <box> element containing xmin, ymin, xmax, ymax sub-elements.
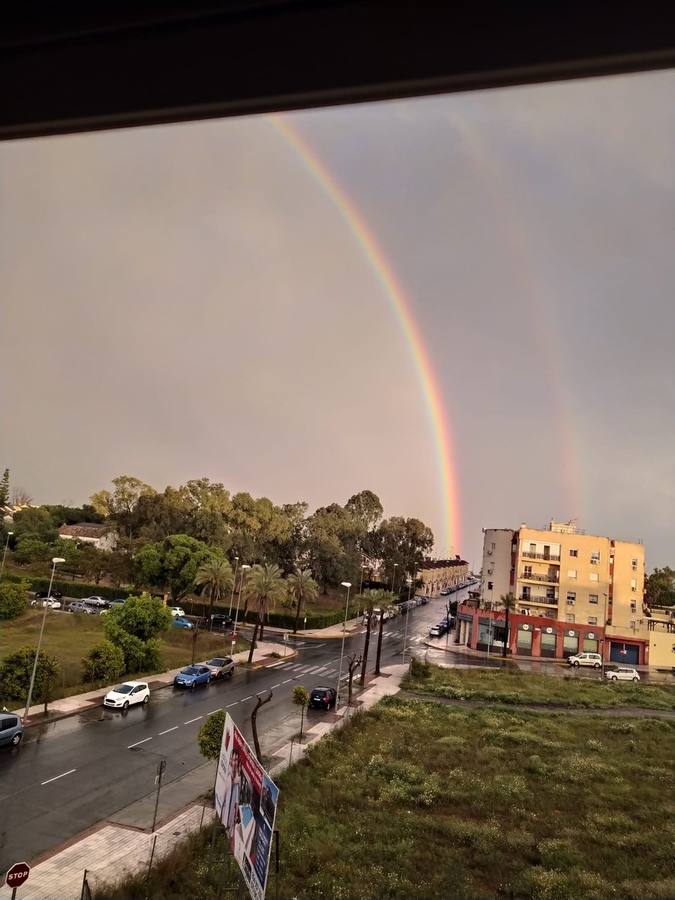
<box><xmin>0</xmin><ymin>590</ymin><xmax>465</xmax><ymax>871</ymax></box>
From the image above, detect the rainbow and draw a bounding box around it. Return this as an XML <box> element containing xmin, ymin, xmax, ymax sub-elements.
<box><xmin>269</xmin><ymin>114</ymin><xmax>461</xmax><ymax>556</ymax></box>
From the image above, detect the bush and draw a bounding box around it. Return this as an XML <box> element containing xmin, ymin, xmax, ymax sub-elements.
<box><xmin>1</xmin><ymin>572</ymin><xmax>133</xmax><ymax>602</ymax></box>
<box><xmin>0</xmin><ymin>580</ymin><xmax>28</xmax><ymax>620</ymax></box>
<box><xmin>82</xmin><ymin>641</ymin><xmax>125</xmax><ymax>683</ymax></box>
<box><xmin>0</xmin><ymin>646</ymin><xmax>60</xmax><ymax>707</ymax></box>
<box><xmin>13</xmin><ymin>535</ymin><xmax>50</xmax><ymax>565</ymax></box>
<box><xmin>198</xmin><ymin>710</ymin><xmax>225</xmax><ymax>760</ymax></box>
<box><xmin>103</xmin><ymin>593</ymin><xmax>172</xmax><ymax>642</ymax></box>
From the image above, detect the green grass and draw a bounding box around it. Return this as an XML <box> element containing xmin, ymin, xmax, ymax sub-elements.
<box><xmin>94</xmin><ymin>698</ymin><xmax>675</xmax><ymax>899</ymax></box>
<box><xmin>403</xmin><ymin>661</ymin><xmax>675</xmax><ymax>710</ymax></box>
<box><xmin>0</xmin><ymin>610</ymin><xmax>247</xmax><ymax>702</ymax></box>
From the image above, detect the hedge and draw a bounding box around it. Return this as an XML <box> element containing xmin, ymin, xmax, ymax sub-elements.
<box><xmin>1</xmin><ymin>573</ymin><xmax>132</xmax><ymax>602</ymax></box>
<box><xmin>180</xmin><ymin>598</ymin><xmax>346</xmax><ymax>630</ymax></box>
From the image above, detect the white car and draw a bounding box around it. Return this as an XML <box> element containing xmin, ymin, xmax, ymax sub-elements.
<box><xmin>30</xmin><ymin>598</ymin><xmax>62</xmax><ymax>609</ymax></box>
<box><xmin>103</xmin><ymin>681</ymin><xmax>150</xmax><ymax>709</ymax></box>
<box><xmin>605</xmin><ymin>667</ymin><xmax>640</xmax><ymax>683</ymax></box>
<box><xmin>84</xmin><ymin>595</ymin><xmax>107</xmax><ymax>608</ymax></box>
<box><xmin>168</xmin><ymin>606</ymin><xmax>186</xmax><ymax>618</ymax></box>
<box><xmin>567</xmin><ymin>652</ymin><xmax>602</xmax><ymax>669</ymax></box>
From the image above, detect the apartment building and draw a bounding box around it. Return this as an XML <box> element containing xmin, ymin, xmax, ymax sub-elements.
<box><xmin>458</xmin><ymin>521</ymin><xmax>659</xmax><ymax>666</ymax></box>
<box><xmin>419</xmin><ymin>557</ymin><xmax>469</xmax><ymax>596</ymax></box>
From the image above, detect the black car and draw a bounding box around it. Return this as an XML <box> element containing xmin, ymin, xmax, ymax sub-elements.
<box><xmin>35</xmin><ymin>589</ymin><xmax>63</xmax><ymax>601</ymax></box>
<box><xmin>308</xmin><ymin>687</ymin><xmax>337</xmax><ymax>710</ymax></box>
<box><xmin>210</xmin><ymin>613</ymin><xmax>234</xmax><ymax>631</ymax></box>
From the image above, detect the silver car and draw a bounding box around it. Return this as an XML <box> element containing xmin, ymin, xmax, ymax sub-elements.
<box><xmin>202</xmin><ymin>657</ymin><xmax>235</xmax><ymax>680</ymax></box>
<box><xmin>0</xmin><ymin>712</ymin><xmax>23</xmax><ymax>748</ymax></box>
<box><xmin>605</xmin><ymin>666</ymin><xmax>640</xmax><ymax>683</ymax></box>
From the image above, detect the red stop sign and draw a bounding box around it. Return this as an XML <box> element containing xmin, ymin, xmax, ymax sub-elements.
<box><xmin>5</xmin><ymin>862</ymin><xmax>30</xmax><ymax>889</ymax></box>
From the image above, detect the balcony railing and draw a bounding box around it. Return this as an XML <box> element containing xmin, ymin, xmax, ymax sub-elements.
<box><xmin>521</xmin><ymin>552</ymin><xmax>561</xmax><ymax>562</ymax></box>
<box><xmin>520</xmin><ymin>594</ymin><xmax>558</xmax><ymax>606</ymax></box>
<box><xmin>520</xmin><ymin>572</ymin><xmax>559</xmax><ymax>583</ymax></box>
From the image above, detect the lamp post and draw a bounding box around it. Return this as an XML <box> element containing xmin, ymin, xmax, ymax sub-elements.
<box><xmin>231</xmin><ymin>564</ymin><xmax>251</xmax><ymax>654</ymax></box>
<box><xmin>228</xmin><ymin>556</ymin><xmax>239</xmax><ymax>617</ymax></box>
<box><xmin>601</xmin><ymin>592</ymin><xmax>608</xmax><ymax>679</ymax></box>
<box><xmin>0</xmin><ymin>531</ymin><xmax>13</xmax><ymax>579</ymax></box>
<box><xmin>24</xmin><ymin>556</ymin><xmax>64</xmax><ymax>719</ymax></box>
<box><xmin>358</xmin><ymin>564</ymin><xmax>366</xmax><ymax>617</ymax></box>
<box><xmin>391</xmin><ymin>562</ymin><xmax>398</xmax><ymax>594</ymax></box>
<box><xmin>335</xmin><ymin>581</ymin><xmax>351</xmax><ymax>712</ymax></box>
<box><xmin>402</xmin><ymin>576</ymin><xmax>412</xmax><ymax>661</ymax></box>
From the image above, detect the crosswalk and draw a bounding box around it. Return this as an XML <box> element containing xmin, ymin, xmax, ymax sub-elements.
<box><xmin>270</xmin><ymin>661</ymin><xmax>340</xmax><ymax>677</ymax></box>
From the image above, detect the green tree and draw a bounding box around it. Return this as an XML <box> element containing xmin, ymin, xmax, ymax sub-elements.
<box><xmin>645</xmin><ymin>567</ymin><xmax>675</xmax><ymax>607</ymax></box>
<box><xmin>292</xmin><ymin>685</ymin><xmax>309</xmax><ymax>741</ymax></box>
<box><xmin>0</xmin><ymin>647</ymin><xmax>60</xmax><ymax>712</ymax></box>
<box><xmin>134</xmin><ymin>534</ymin><xmax>217</xmax><ymax>601</ymax></box>
<box><xmin>500</xmin><ymin>592</ymin><xmax>517</xmax><ymax>658</ymax></box>
<box><xmin>198</xmin><ymin>709</ymin><xmax>225</xmax><ymax>760</ymax></box>
<box><xmin>0</xmin><ymin>580</ymin><xmax>28</xmax><ymax>620</ymax></box>
<box><xmin>90</xmin><ymin>475</ymin><xmax>156</xmax><ymax>537</ymax></box>
<box><xmin>306</xmin><ymin>503</ymin><xmax>362</xmax><ymax>593</ymax></box>
<box><xmin>194</xmin><ymin>557</ymin><xmax>234</xmax><ymax>619</ymax></box>
<box><xmin>82</xmin><ymin>640</ymin><xmax>125</xmax><ymax>683</ymax></box>
<box><xmin>12</xmin><ymin>507</ymin><xmax>58</xmax><ymax>544</ymax></box>
<box><xmin>243</xmin><ymin>563</ymin><xmax>286</xmax><ymax>663</ymax></box>
<box><xmin>0</xmin><ymin>468</ymin><xmax>9</xmax><ymax>506</ymax></box>
<box><xmin>13</xmin><ymin>535</ymin><xmax>51</xmax><ymax>565</ymax></box>
<box><xmin>345</xmin><ymin>490</ymin><xmax>383</xmax><ymax>532</ymax></box>
<box><xmin>287</xmin><ymin>568</ymin><xmax>319</xmax><ymax>634</ymax></box>
<box><xmin>103</xmin><ymin>593</ymin><xmax>172</xmax><ymax>642</ymax></box>
<box><xmin>377</xmin><ymin>516</ymin><xmax>434</xmax><ymax>589</ymax></box>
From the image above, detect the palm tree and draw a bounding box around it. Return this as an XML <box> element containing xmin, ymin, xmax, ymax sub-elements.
<box><xmin>500</xmin><ymin>592</ymin><xmax>517</xmax><ymax>658</ymax></box>
<box><xmin>194</xmin><ymin>557</ymin><xmax>234</xmax><ymax>621</ymax></box>
<box><xmin>373</xmin><ymin>589</ymin><xmax>395</xmax><ymax>676</ymax></box>
<box><xmin>287</xmin><ymin>568</ymin><xmax>319</xmax><ymax>634</ymax></box>
<box><xmin>244</xmin><ymin>563</ymin><xmax>286</xmax><ymax>663</ymax></box>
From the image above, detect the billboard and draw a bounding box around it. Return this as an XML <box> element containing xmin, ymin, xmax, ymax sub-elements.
<box><xmin>214</xmin><ymin>713</ymin><xmax>279</xmax><ymax>900</ymax></box>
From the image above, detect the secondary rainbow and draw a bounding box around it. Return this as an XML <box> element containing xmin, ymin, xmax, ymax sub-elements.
<box><xmin>269</xmin><ymin>114</ymin><xmax>461</xmax><ymax>555</ymax></box>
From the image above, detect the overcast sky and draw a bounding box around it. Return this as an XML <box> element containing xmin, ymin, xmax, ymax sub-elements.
<box><xmin>1</xmin><ymin>70</ymin><xmax>673</xmax><ymax>568</ymax></box>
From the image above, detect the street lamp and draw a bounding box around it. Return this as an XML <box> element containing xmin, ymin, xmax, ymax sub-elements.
<box><xmin>601</xmin><ymin>592</ymin><xmax>609</xmax><ymax>679</ymax></box>
<box><xmin>24</xmin><ymin>557</ymin><xmax>65</xmax><ymax>720</ymax></box>
<box><xmin>391</xmin><ymin>563</ymin><xmax>398</xmax><ymax>594</ymax></box>
<box><xmin>232</xmin><ymin>564</ymin><xmax>251</xmax><ymax>653</ymax></box>
<box><xmin>228</xmin><ymin>556</ymin><xmax>239</xmax><ymax>617</ymax></box>
<box><xmin>0</xmin><ymin>531</ymin><xmax>13</xmax><ymax>579</ymax></box>
<box><xmin>402</xmin><ymin>576</ymin><xmax>413</xmax><ymax>661</ymax></box>
<box><xmin>358</xmin><ymin>564</ymin><xmax>366</xmax><ymax>617</ymax></box>
<box><xmin>335</xmin><ymin>581</ymin><xmax>351</xmax><ymax>712</ymax></box>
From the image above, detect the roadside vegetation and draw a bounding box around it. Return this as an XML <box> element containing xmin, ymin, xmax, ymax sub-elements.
<box><xmin>404</xmin><ymin>660</ymin><xmax>675</xmax><ymax>710</ymax></box>
<box><xmin>94</xmin><ymin>695</ymin><xmax>674</xmax><ymax>899</ymax></box>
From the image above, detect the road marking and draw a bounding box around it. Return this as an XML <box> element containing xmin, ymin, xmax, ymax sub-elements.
<box><xmin>128</xmin><ymin>737</ymin><xmax>153</xmax><ymax>749</ymax></box>
<box><xmin>158</xmin><ymin>726</ymin><xmax>178</xmax><ymax>736</ymax></box>
<box><xmin>207</xmin><ymin>708</ymin><xmax>223</xmax><ymax>715</ymax></box>
<box><xmin>278</xmin><ymin>662</ymin><xmax>294</xmax><ymax>669</ymax></box>
<box><xmin>314</xmin><ymin>667</ymin><xmax>327</xmax><ymax>674</ymax></box>
<box><xmin>184</xmin><ymin>716</ymin><xmax>203</xmax><ymax>725</ymax></box>
<box><xmin>282</xmin><ymin>679</ymin><xmax>292</xmax><ymax>684</ymax></box>
<box><xmin>226</xmin><ymin>701</ymin><xmax>239</xmax><ymax>708</ymax></box>
<box><xmin>271</xmin><ymin>683</ymin><xmax>281</xmax><ymax>689</ymax></box>
<box><xmin>41</xmin><ymin>768</ymin><xmax>76</xmax><ymax>786</ymax></box>
<box><xmin>266</xmin><ymin>661</ymin><xmax>287</xmax><ymax>668</ymax></box>
<box><xmin>241</xmin><ymin>695</ymin><xmax>253</xmax><ymax>702</ymax></box>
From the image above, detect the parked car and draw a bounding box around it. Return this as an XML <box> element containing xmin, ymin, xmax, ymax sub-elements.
<box><xmin>419</xmin><ymin>595</ymin><xmax>429</xmax><ymax>605</ymax></box>
<box><xmin>567</xmin><ymin>652</ymin><xmax>602</xmax><ymax>669</ymax></box>
<box><xmin>103</xmin><ymin>681</ymin><xmax>150</xmax><ymax>709</ymax></box>
<box><xmin>0</xmin><ymin>712</ymin><xmax>23</xmax><ymax>748</ymax></box>
<box><xmin>168</xmin><ymin>606</ymin><xmax>186</xmax><ymax>618</ymax></box>
<box><xmin>35</xmin><ymin>589</ymin><xmax>63</xmax><ymax>602</ymax></box>
<box><xmin>210</xmin><ymin>613</ymin><xmax>234</xmax><ymax>631</ymax></box>
<box><xmin>83</xmin><ymin>595</ymin><xmax>107</xmax><ymax>608</ymax></box>
<box><xmin>202</xmin><ymin>657</ymin><xmax>235</xmax><ymax>680</ymax></box>
<box><xmin>30</xmin><ymin>597</ymin><xmax>62</xmax><ymax>609</ymax></box>
<box><xmin>108</xmin><ymin>598</ymin><xmax>127</xmax><ymax>608</ymax></box>
<box><xmin>605</xmin><ymin>666</ymin><xmax>640</xmax><ymax>683</ymax></box>
<box><xmin>173</xmin><ymin>616</ymin><xmax>194</xmax><ymax>630</ymax></box>
<box><xmin>308</xmin><ymin>686</ymin><xmax>337</xmax><ymax>710</ymax></box>
<box><xmin>429</xmin><ymin>623</ymin><xmax>447</xmax><ymax>638</ymax></box>
<box><xmin>174</xmin><ymin>665</ymin><xmax>211</xmax><ymax>688</ymax></box>
<box><xmin>440</xmin><ymin>588</ymin><xmax>450</xmax><ymax>596</ymax></box>
<box><xmin>68</xmin><ymin>601</ymin><xmax>96</xmax><ymax>615</ymax></box>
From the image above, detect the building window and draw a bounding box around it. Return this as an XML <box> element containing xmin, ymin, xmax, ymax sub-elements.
<box><xmin>630</xmin><ymin>620</ymin><xmax>636</xmax><ymax>630</ymax></box>
<box><xmin>588</xmin><ymin>616</ymin><xmax>598</xmax><ymax>625</ymax></box>
<box><xmin>589</xmin><ymin>594</ymin><xmax>598</xmax><ymax>605</ymax></box>
<box><xmin>524</xmin><ymin>565</ymin><xmax>532</xmax><ymax>577</ymax></box>
<box><xmin>589</xmin><ymin>572</ymin><xmax>599</xmax><ymax>582</ymax></box>
<box><xmin>491</xmin><ymin>542</ymin><xmax>496</xmax><ymax>551</ymax></box>
<box><xmin>546</xmin><ymin>587</ymin><xmax>556</xmax><ymax>601</ymax></box>
<box><xmin>630</xmin><ymin>603</ymin><xmax>637</xmax><ymax>613</ymax></box>
<box><xmin>569</xmin><ymin>549</ymin><xmax>578</xmax><ymax>557</ymax></box>
<box><xmin>591</xmin><ymin>551</ymin><xmax>600</xmax><ymax>564</ymax></box>
<box><xmin>566</xmin><ymin>592</ymin><xmax>576</xmax><ymax>605</ymax></box>
<box><xmin>487</xmin><ymin>581</ymin><xmax>493</xmax><ymax>591</ymax></box>
<box><xmin>583</xmin><ymin>636</ymin><xmax>599</xmax><ymax>653</ymax></box>
<box><xmin>567</xmin><ymin>569</ymin><xmax>577</xmax><ymax>579</ymax></box>
<box><xmin>631</xmin><ymin>558</ymin><xmax>638</xmax><ymax>571</ymax></box>
<box><xmin>631</xmin><ymin>578</ymin><xmax>637</xmax><ymax>592</ymax></box>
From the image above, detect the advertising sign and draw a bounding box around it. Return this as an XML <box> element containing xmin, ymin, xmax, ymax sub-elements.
<box><xmin>214</xmin><ymin>713</ymin><xmax>279</xmax><ymax>900</ymax></box>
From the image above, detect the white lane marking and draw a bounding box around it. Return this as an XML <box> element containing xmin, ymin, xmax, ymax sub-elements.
<box><xmin>278</xmin><ymin>662</ymin><xmax>294</xmax><ymax>669</ymax></box>
<box><xmin>128</xmin><ymin>737</ymin><xmax>153</xmax><ymax>749</ymax></box>
<box><xmin>241</xmin><ymin>696</ymin><xmax>253</xmax><ymax>702</ymax></box>
<box><xmin>282</xmin><ymin>679</ymin><xmax>292</xmax><ymax>684</ymax></box>
<box><xmin>226</xmin><ymin>701</ymin><xmax>239</xmax><ymax>708</ymax></box>
<box><xmin>304</xmin><ymin>666</ymin><xmax>322</xmax><ymax>675</ymax></box>
<box><xmin>290</xmin><ymin>664</ymin><xmax>303</xmax><ymax>670</ymax></box>
<box><xmin>41</xmin><ymin>768</ymin><xmax>76</xmax><ymax>786</ymax></box>
<box><xmin>324</xmin><ymin>669</ymin><xmax>336</xmax><ymax>676</ymax></box>
<box><xmin>266</xmin><ymin>661</ymin><xmax>287</xmax><ymax>668</ymax></box>
<box><xmin>184</xmin><ymin>716</ymin><xmax>203</xmax><ymax>725</ymax></box>
<box><xmin>271</xmin><ymin>683</ymin><xmax>281</xmax><ymax>689</ymax></box>
<box><xmin>314</xmin><ymin>667</ymin><xmax>327</xmax><ymax>674</ymax></box>
<box><xmin>158</xmin><ymin>726</ymin><xmax>178</xmax><ymax>736</ymax></box>
<box><xmin>207</xmin><ymin>708</ymin><xmax>223</xmax><ymax>716</ymax></box>
<box><xmin>383</xmin><ymin>631</ymin><xmax>391</xmax><ymax>636</ymax></box>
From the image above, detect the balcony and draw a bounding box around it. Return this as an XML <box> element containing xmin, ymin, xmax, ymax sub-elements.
<box><xmin>520</xmin><ymin>594</ymin><xmax>558</xmax><ymax>606</ymax></box>
<box><xmin>521</xmin><ymin>551</ymin><xmax>561</xmax><ymax>562</ymax></box>
<box><xmin>520</xmin><ymin>572</ymin><xmax>559</xmax><ymax>584</ymax></box>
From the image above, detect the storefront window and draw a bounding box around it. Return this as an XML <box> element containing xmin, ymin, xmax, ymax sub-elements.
<box><xmin>563</xmin><ymin>633</ymin><xmax>578</xmax><ymax>657</ymax></box>
<box><xmin>517</xmin><ymin>627</ymin><xmax>532</xmax><ymax>653</ymax></box>
<box><xmin>583</xmin><ymin>636</ymin><xmax>599</xmax><ymax>652</ymax></box>
<box><xmin>540</xmin><ymin>631</ymin><xmax>556</xmax><ymax>657</ymax></box>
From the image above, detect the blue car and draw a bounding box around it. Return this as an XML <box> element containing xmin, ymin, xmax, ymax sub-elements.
<box><xmin>174</xmin><ymin>665</ymin><xmax>212</xmax><ymax>689</ymax></box>
<box><xmin>173</xmin><ymin>616</ymin><xmax>194</xmax><ymax>630</ymax></box>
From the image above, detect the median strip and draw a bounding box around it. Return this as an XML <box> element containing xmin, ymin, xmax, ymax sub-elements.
<box><xmin>41</xmin><ymin>768</ymin><xmax>76</xmax><ymax>786</ymax></box>
<box><xmin>128</xmin><ymin>737</ymin><xmax>152</xmax><ymax>749</ymax></box>
<box><xmin>158</xmin><ymin>726</ymin><xmax>179</xmax><ymax>735</ymax></box>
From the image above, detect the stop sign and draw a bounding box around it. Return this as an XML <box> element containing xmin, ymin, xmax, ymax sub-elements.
<box><xmin>5</xmin><ymin>862</ymin><xmax>30</xmax><ymax>889</ymax></box>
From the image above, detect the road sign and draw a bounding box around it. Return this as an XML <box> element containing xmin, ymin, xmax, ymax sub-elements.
<box><xmin>5</xmin><ymin>862</ymin><xmax>30</xmax><ymax>890</ymax></box>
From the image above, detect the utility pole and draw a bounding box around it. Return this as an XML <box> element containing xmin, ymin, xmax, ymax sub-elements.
<box><xmin>151</xmin><ymin>758</ymin><xmax>167</xmax><ymax>832</ymax></box>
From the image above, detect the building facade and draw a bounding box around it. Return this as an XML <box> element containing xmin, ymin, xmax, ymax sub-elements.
<box><xmin>457</xmin><ymin>521</ymin><xmax>670</xmax><ymax>668</ymax></box>
<box><xmin>419</xmin><ymin>557</ymin><xmax>469</xmax><ymax>596</ymax></box>
<box><xmin>58</xmin><ymin>523</ymin><xmax>117</xmax><ymax>552</ymax></box>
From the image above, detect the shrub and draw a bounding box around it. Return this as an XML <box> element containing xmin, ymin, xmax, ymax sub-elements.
<box><xmin>0</xmin><ymin>580</ymin><xmax>28</xmax><ymax>620</ymax></box>
<box><xmin>82</xmin><ymin>641</ymin><xmax>125</xmax><ymax>683</ymax></box>
<box><xmin>198</xmin><ymin>710</ymin><xmax>225</xmax><ymax>760</ymax></box>
<box><xmin>103</xmin><ymin>593</ymin><xmax>172</xmax><ymax>642</ymax></box>
<box><xmin>0</xmin><ymin>646</ymin><xmax>60</xmax><ymax>708</ymax></box>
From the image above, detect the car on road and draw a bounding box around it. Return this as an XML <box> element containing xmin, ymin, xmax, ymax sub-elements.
<box><xmin>35</xmin><ymin>589</ymin><xmax>63</xmax><ymax>602</ymax></box>
<box><xmin>173</xmin><ymin>616</ymin><xmax>194</xmax><ymax>629</ymax></box>
<box><xmin>174</xmin><ymin>665</ymin><xmax>212</xmax><ymax>688</ymax></box>
<box><xmin>103</xmin><ymin>681</ymin><xmax>150</xmax><ymax>709</ymax></box>
<box><xmin>108</xmin><ymin>598</ymin><xmax>127</xmax><ymax>608</ymax></box>
<box><xmin>83</xmin><ymin>595</ymin><xmax>107</xmax><ymax>608</ymax></box>
<box><xmin>440</xmin><ymin>588</ymin><xmax>450</xmax><ymax>596</ymax></box>
<box><xmin>202</xmin><ymin>657</ymin><xmax>235</xmax><ymax>680</ymax></box>
<box><xmin>30</xmin><ymin>597</ymin><xmax>62</xmax><ymax>609</ymax></box>
<box><xmin>308</xmin><ymin>686</ymin><xmax>337</xmax><ymax>710</ymax></box>
<box><xmin>68</xmin><ymin>601</ymin><xmax>96</xmax><ymax>615</ymax></box>
<box><xmin>567</xmin><ymin>652</ymin><xmax>602</xmax><ymax>669</ymax></box>
<box><xmin>168</xmin><ymin>606</ymin><xmax>186</xmax><ymax>618</ymax></box>
<box><xmin>429</xmin><ymin>624</ymin><xmax>443</xmax><ymax>637</ymax></box>
<box><xmin>210</xmin><ymin>613</ymin><xmax>234</xmax><ymax>631</ymax></box>
<box><xmin>605</xmin><ymin>666</ymin><xmax>640</xmax><ymax>683</ymax></box>
<box><xmin>0</xmin><ymin>713</ymin><xmax>23</xmax><ymax>748</ymax></box>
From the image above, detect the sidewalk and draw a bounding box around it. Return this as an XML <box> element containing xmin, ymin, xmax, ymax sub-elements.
<box><xmin>13</xmin><ymin>641</ymin><xmax>292</xmax><ymax>725</ymax></box>
<box><xmin>0</xmin><ymin>664</ymin><xmax>407</xmax><ymax>899</ymax></box>
<box><xmin>244</xmin><ymin>614</ymin><xmax>366</xmax><ymax>640</ymax></box>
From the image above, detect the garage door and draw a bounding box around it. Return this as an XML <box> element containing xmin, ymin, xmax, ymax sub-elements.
<box><xmin>610</xmin><ymin>643</ymin><xmax>639</xmax><ymax>665</ymax></box>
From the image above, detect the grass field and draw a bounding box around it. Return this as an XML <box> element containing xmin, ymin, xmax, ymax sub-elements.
<box><xmin>403</xmin><ymin>661</ymin><xmax>675</xmax><ymax>710</ymax></box>
<box><xmin>95</xmin><ymin>696</ymin><xmax>675</xmax><ymax>899</ymax></box>
<box><xmin>0</xmin><ymin>609</ymin><xmax>246</xmax><ymax>701</ymax></box>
